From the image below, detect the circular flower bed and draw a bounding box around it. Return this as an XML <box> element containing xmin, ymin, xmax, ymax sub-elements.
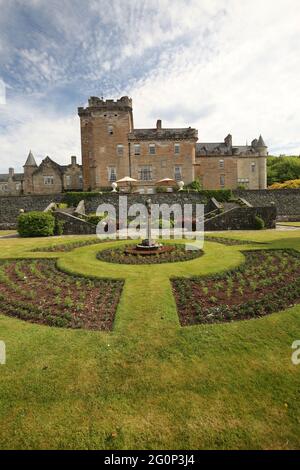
<box><xmin>97</xmin><ymin>244</ymin><xmax>204</xmax><ymax>265</ymax></box>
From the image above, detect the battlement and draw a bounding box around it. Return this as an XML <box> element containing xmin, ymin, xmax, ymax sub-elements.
<box><xmin>78</xmin><ymin>96</ymin><xmax>132</xmax><ymax>116</ymax></box>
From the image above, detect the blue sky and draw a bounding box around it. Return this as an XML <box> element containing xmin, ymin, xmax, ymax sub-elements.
<box><xmin>0</xmin><ymin>0</ymin><xmax>300</xmax><ymax>172</ymax></box>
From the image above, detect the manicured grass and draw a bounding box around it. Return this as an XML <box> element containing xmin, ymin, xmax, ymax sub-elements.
<box><xmin>0</xmin><ymin>231</ymin><xmax>300</xmax><ymax>449</ymax></box>
<box><xmin>277</xmin><ymin>222</ymin><xmax>300</xmax><ymax>227</ymax></box>
<box><xmin>0</xmin><ymin>230</ymin><xmax>17</xmax><ymax>237</ymax></box>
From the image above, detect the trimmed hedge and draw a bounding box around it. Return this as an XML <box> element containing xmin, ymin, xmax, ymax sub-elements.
<box><xmin>17</xmin><ymin>211</ymin><xmax>55</xmax><ymax>237</ymax></box>
<box><xmin>63</xmin><ymin>188</ymin><xmax>233</xmax><ymax>206</ymax></box>
<box><xmin>198</xmin><ymin>189</ymin><xmax>232</xmax><ymax>202</ymax></box>
<box><xmin>62</xmin><ymin>192</ymin><xmax>102</xmax><ymax>207</ymax></box>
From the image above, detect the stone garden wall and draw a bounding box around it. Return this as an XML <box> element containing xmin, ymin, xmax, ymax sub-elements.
<box><xmin>0</xmin><ymin>189</ymin><xmax>298</xmax><ymax>230</ymax></box>
<box><xmin>204</xmin><ymin>206</ymin><xmax>277</xmax><ymax>231</ymax></box>
<box><xmin>54</xmin><ymin>211</ymin><xmax>96</xmax><ymax>235</ymax></box>
<box><xmin>84</xmin><ymin>192</ymin><xmax>209</xmax><ymax>216</ymax></box>
<box><xmin>0</xmin><ymin>194</ymin><xmax>63</xmax><ymax>229</ymax></box>
<box><xmin>234</xmin><ymin>189</ymin><xmax>300</xmax><ymax>220</ymax></box>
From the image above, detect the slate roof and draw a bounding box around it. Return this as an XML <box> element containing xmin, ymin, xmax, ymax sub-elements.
<box><xmin>24</xmin><ymin>150</ymin><xmax>37</xmax><ymax>167</ymax></box>
<box><xmin>129</xmin><ymin>127</ymin><xmax>198</xmax><ymax>141</ymax></box>
<box><xmin>0</xmin><ymin>173</ymin><xmax>24</xmax><ymax>182</ymax></box>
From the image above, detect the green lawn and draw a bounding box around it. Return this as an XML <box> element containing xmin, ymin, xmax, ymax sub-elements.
<box><xmin>0</xmin><ymin>230</ymin><xmax>300</xmax><ymax>449</ymax></box>
<box><xmin>0</xmin><ymin>230</ymin><xmax>17</xmax><ymax>237</ymax></box>
<box><xmin>277</xmin><ymin>222</ymin><xmax>300</xmax><ymax>227</ymax></box>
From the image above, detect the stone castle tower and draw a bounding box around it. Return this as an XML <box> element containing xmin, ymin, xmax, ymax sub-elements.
<box><xmin>23</xmin><ymin>150</ymin><xmax>38</xmax><ymax>194</ymax></box>
<box><xmin>78</xmin><ymin>97</ymin><xmax>134</xmax><ymax>190</ymax></box>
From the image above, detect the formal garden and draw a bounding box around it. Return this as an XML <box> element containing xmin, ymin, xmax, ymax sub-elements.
<box><xmin>0</xmin><ymin>227</ymin><xmax>300</xmax><ymax>449</ymax></box>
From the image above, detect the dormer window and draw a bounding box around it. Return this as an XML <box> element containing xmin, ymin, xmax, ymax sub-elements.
<box><xmin>108</xmin><ymin>125</ymin><xmax>113</xmax><ymax>135</ymax></box>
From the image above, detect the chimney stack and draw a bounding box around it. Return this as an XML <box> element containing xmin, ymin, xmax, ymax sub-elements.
<box><xmin>9</xmin><ymin>168</ymin><xmax>14</xmax><ymax>178</ymax></box>
<box><xmin>71</xmin><ymin>156</ymin><xmax>77</xmax><ymax>166</ymax></box>
<box><xmin>156</xmin><ymin>119</ymin><xmax>162</xmax><ymax>130</ymax></box>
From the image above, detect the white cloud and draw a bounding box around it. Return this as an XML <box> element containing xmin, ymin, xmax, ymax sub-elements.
<box><xmin>129</xmin><ymin>0</ymin><xmax>300</xmax><ymax>154</ymax></box>
<box><xmin>0</xmin><ymin>0</ymin><xmax>300</xmax><ymax>173</ymax></box>
<box><xmin>0</xmin><ymin>98</ymin><xmax>80</xmax><ymax>172</ymax></box>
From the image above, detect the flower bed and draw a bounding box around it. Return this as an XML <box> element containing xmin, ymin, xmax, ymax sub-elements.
<box><xmin>172</xmin><ymin>249</ymin><xmax>300</xmax><ymax>325</ymax></box>
<box><xmin>97</xmin><ymin>244</ymin><xmax>203</xmax><ymax>265</ymax></box>
<box><xmin>0</xmin><ymin>259</ymin><xmax>123</xmax><ymax>330</ymax></box>
<box><xmin>204</xmin><ymin>235</ymin><xmax>266</xmax><ymax>246</ymax></box>
<box><xmin>32</xmin><ymin>238</ymin><xmax>107</xmax><ymax>252</ymax></box>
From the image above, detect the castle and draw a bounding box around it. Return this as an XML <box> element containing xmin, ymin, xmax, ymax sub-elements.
<box><xmin>79</xmin><ymin>96</ymin><xmax>267</xmax><ymax>191</ymax></box>
<box><xmin>0</xmin><ymin>96</ymin><xmax>267</xmax><ymax>196</ymax></box>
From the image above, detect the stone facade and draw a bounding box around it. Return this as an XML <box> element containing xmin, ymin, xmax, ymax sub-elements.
<box><xmin>78</xmin><ymin>97</ymin><xmax>268</xmax><ymax>192</ymax></box>
<box><xmin>0</xmin><ymin>152</ymin><xmax>83</xmax><ymax>196</ymax></box>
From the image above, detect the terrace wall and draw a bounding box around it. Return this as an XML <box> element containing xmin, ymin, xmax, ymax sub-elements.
<box><xmin>0</xmin><ymin>189</ymin><xmax>298</xmax><ymax>229</ymax></box>
<box><xmin>234</xmin><ymin>189</ymin><xmax>300</xmax><ymax>220</ymax></box>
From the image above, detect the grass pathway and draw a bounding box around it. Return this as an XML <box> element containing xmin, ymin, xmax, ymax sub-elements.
<box><xmin>0</xmin><ymin>231</ymin><xmax>300</xmax><ymax>449</ymax></box>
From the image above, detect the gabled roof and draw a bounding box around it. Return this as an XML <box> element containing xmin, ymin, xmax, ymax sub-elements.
<box><xmin>32</xmin><ymin>156</ymin><xmax>63</xmax><ymax>176</ymax></box>
<box><xmin>24</xmin><ymin>150</ymin><xmax>37</xmax><ymax>167</ymax></box>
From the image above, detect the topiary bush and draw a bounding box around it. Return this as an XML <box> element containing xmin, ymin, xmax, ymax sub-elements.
<box><xmin>253</xmin><ymin>215</ymin><xmax>265</xmax><ymax>230</ymax></box>
<box><xmin>17</xmin><ymin>211</ymin><xmax>55</xmax><ymax>237</ymax></box>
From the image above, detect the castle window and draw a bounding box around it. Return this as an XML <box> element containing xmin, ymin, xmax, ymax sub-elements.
<box><xmin>174</xmin><ymin>166</ymin><xmax>182</xmax><ymax>181</ymax></box>
<box><xmin>108</xmin><ymin>125</ymin><xmax>113</xmax><ymax>135</ymax></box>
<box><xmin>44</xmin><ymin>176</ymin><xmax>54</xmax><ymax>185</ymax></box>
<box><xmin>174</xmin><ymin>143</ymin><xmax>180</xmax><ymax>155</ymax></box>
<box><xmin>117</xmin><ymin>144</ymin><xmax>124</xmax><ymax>156</ymax></box>
<box><xmin>108</xmin><ymin>167</ymin><xmax>117</xmax><ymax>182</ymax></box>
<box><xmin>16</xmin><ymin>183</ymin><xmax>21</xmax><ymax>191</ymax></box>
<box><xmin>139</xmin><ymin>165</ymin><xmax>152</xmax><ymax>181</ymax></box>
<box><xmin>251</xmin><ymin>162</ymin><xmax>256</xmax><ymax>172</ymax></box>
<box><xmin>66</xmin><ymin>175</ymin><xmax>71</xmax><ymax>187</ymax></box>
<box><xmin>79</xmin><ymin>175</ymin><xmax>83</xmax><ymax>186</ymax></box>
<box><xmin>220</xmin><ymin>175</ymin><xmax>225</xmax><ymax>187</ymax></box>
<box><xmin>219</xmin><ymin>159</ymin><xmax>224</xmax><ymax>169</ymax></box>
<box><xmin>149</xmin><ymin>144</ymin><xmax>156</xmax><ymax>155</ymax></box>
<box><xmin>134</xmin><ymin>144</ymin><xmax>141</xmax><ymax>155</ymax></box>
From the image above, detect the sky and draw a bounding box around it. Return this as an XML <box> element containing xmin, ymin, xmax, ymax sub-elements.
<box><xmin>0</xmin><ymin>0</ymin><xmax>299</xmax><ymax>172</ymax></box>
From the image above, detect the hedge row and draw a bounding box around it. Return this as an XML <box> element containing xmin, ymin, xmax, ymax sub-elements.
<box><xmin>62</xmin><ymin>189</ymin><xmax>233</xmax><ymax>206</ymax></box>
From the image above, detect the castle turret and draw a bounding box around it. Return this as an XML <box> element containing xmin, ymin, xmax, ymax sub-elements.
<box><xmin>255</xmin><ymin>136</ymin><xmax>268</xmax><ymax>189</ymax></box>
<box><xmin>224</xmin><ymin>134</ymin><xmax>232</xmax><ymax>148</ymax></box>
<box><xmin>23</xmin><ymin>150</ymin><xmax>37</xmax><ymax>194</ymax></box>
<box><xmin>78</xmin><ymin>97</ymin><xmax>134</xmax><ymax>190</ymax></box>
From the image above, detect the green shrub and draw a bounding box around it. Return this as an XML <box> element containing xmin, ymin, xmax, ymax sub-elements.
<box><xmin>86</xmin><ymin>214</ymin><xmax>106</xmax><ymax>225</ymax></box>
<box><xmin>199</xmin><ymin>189</ymin><xmax>232</xmax><ymax>202</ymax></box>
<box><xmin>181</xmin><ymin>188</ymin><xmax>232</xmax><ymax>202</ymax></box>
<box><xmin>57</xmin><ymin>203</ymin><xmax>68</xmax><ymax>209</ymax></box>
<box><xmin>54</xmin><ymin>219</ymin><xmax>65</xmax><ymax>236</ymax></box>
<box><xmin>18</xmin><ymin>212</ymin><xmax>55</xmax><ymax>237</ymax></box>
<box><xmin>185</xmin><ymin>179</ymin><xmax>202</xmax><ymax>191</ymax></box>
<box><xmin>62</xmin><ymin>192</ymin><xmax>104</xmax><ymax>207</ymax></box>
<box><xmin>155</xmin><ymin>186</ymin><xmax>168</xmax><ymax>193</ymax></box>
<box><xmin>253</xmin><ymin>215</ymin><xmax>265</xmax><ymax>230</ymax></box>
